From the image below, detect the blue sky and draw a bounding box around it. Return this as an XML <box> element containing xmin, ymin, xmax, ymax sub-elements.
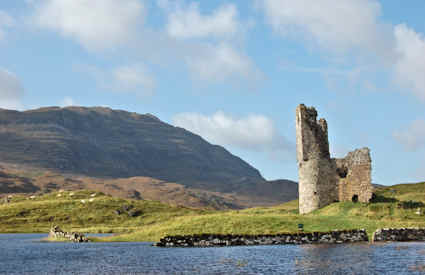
<box><xmin>1</xmin><ymin>0</ymin><xmax>425</xmax><ymax>185</ymax></box>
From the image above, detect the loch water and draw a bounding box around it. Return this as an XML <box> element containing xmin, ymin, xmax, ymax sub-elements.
<box><xmin>1</xmin><ymin>234</ymin><xmax>424</xmax><ymax>274</ymax></box>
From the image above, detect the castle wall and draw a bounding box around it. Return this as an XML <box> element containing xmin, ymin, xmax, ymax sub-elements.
<box><xmin>296</xmin><ymin>104</ymin><xmax>338</xmax><ymax>214</ymax></box>
<box><xmin>296</xmin><ymin>104</ymin><xmax>373</xmax><ymax>214</ymax></box>
<box><xmin>335</xmin><ymin>148</ymin><xmax>372</xmax><ymax>203</ymax></box>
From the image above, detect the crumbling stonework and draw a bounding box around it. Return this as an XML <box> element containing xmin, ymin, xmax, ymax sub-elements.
<box><xmin>335</xmin><ymin>148</ymin><xmax>373</xmax><ymax>203</ymax></box>
<box><xmin>296</xmin><ymin>105</ymin><xmax>337</xmax><ymax>214</ymax></box>
<box><xmin>296</xmin><ymin>104</ymin><xmax>372</xmax><ymax>214</ymax></box>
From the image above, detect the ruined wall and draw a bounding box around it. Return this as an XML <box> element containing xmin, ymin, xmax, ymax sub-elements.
<box><xmin>296</xmin><ymin>104</ymin><xmax>373</xmax><ymax>214</ymax></box>
<box><xmin>335</xmin><ymin>148</ymin><xmax>373</xmax><ymax>203</ymax></box>
<box><xmin>296</xmin><ymin>104</ymin><xmax>338</xmax><ymax>214</ymax></box>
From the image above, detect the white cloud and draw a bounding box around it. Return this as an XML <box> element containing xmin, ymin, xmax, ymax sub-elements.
<box><xmin>186</xmin><ymin>43</ymin><xmax>262</xmax><ymax>83</ymax></box>
<box><xmin>173</xmin><ymin>111</ymin><xmax>293</xmax><ymax>155</ymax></box>
<box><xmin>0</xmin><ymin>10</ymin><xmax>15</xmax><ymax>40</ymax></box>
<box><xmin>0</xmin><ymin>69</ymin><xmax>24</xmax><ymax>110</ymax></box>
<box><xmin>393</xmin><ymin>120</ymin><xmax>425</xmax><ymax>151</ymax></box>
<box><xmin>163</xmin><ymin>2</ymin><xmax>240</xmax><ymax>39</ymax></box>
<box><xmin>130</xmin><ymin>32</ymin><xmax>261</xmax><ymax>86</ymax></box>
<box><xmin>153</xmin><ymin>1</ymin><xmax>260</xmax><ymax>86</ymax></box>
<box><xmin>76</xmin><ymin>64</ymin><xmax>155</xmax><ymax>96</ymax></box>
<box><xmin>29</xmin><ymin>0</ymin><xmax>261</xmax><ymax>88</ymax></box>
<box><xmin>60</xmin><ymin>97</ymin><xmax>76</xmax><ymax>107</ymax></box>
<box><xmin>257</xmin><ymin>0</ymin><xmax>392</xmax><ymax>57</ymax></box>
<box><xmin>393</xmin><ymin>24</ymin><xmax>425</xmax><ymax>100</ymax></box>
<box><xmin>258</xmin><ymin>0</ymin><xmax>425</xmax><ymax>101</ymax></box>
<box><xmin>30</xmin><ymin>0</ymin><xmax>145</xmax><ymax>50</ymax></box>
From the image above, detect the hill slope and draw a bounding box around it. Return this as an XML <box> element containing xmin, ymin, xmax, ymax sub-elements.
<box><xmin>0</xmin><ymin>107</ymin><xmax>298</xmax><ymax>208</ymax></box>
<box><xmin>0</xmin><ymin>107</ymin><xmax>263</xmax><ymax>192</ymax></box>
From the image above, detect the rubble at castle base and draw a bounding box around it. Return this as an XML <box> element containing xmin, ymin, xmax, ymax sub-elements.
<box><xmin>296</xmin><ymin>104</ymin><xmax>372</xmax><ymax>214</ymax></box>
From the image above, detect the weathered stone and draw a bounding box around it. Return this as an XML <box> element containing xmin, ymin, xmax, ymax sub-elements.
<box><xmin>335</xmin><ymin>148</ymin><xmax>373</xmax><ymax>203</ymax></box>
<box><xmin>373</xmin><ymin>228</ymin><xmax>425</xmax><ymax>242</ymax></box>
<box><xmin>155</xmin><ymin>229</ymin><xmax>369</xmax><ymax>247</ymax></box>
<box><xmin>296</xmin><ymin>105</ymin><xmax>338</xmax><ymax>214</ymax></box>
<box><xmin>49</xmin><ymin>225</ymin><xmax>89</xmax><ymax>243</ymax></box>
<box><xmin>296</xmin><ymin>104</ymin><xmax>373</xmax><ymax>214</ymax></box>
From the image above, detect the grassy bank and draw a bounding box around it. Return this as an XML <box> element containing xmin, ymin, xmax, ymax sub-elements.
<box><xmin>1</xmin><ymin>183</ymin><xmax>424</xmax><ymax>241</ymax></box>
<box><xmin>102</xmin><ymin>182</ymin><xmax>425</xmax><ymax>242</ymax></box>
<box><xmin>0</xmin><ymin>190</ymin><xmax>210</xmax><ymax>233</ymax></box>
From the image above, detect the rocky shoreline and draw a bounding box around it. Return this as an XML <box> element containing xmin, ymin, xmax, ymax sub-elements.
<box><xmin>155</xmin><ymin>229</ymin><xmax>369</xmax><ymax>247</ymax></box>
<box><xmin>156</xmin><ymin>228</ymin><xmax>425</xmax><ymax>247</ymax></box>
<box><xmin>48</xmin><ymin>226</ymin><xmax>89</xmax><ymax>243</ymax></box>
<box><xmin>373</xmin><ymin>228</ymin><xmax>425</xmax><ymax>242</ymax></box>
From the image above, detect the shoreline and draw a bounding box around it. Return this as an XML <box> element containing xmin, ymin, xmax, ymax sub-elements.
<box><xmin>2</xmin><ymin>227</ymin><xmax>425</xmax><ymax>246</ymax></box>
<box><xmin>155</xmin><ymin>228</ymin><xmax>425</xmax><ymax>247</ymax></box>
<box><xmin>155</xmin><ymin>229</ymin><xmax>369</xmax><ymax>247</ymax></box>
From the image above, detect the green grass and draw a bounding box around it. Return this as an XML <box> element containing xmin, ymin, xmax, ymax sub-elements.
<box><xmin>102</xmin><ymin>183</ymin><xmax>425</xmax><ymax>242</ymax></box>
<box><xmin>0</xmin><ymin>190</ymin><xmax>209</xmax><ymax>233</ymax></box>
<box><xmin>375</xmin><ymin>182</ymin><xmax>425</xmax><ymax>202</ymax></box>
<box><xmin>1</xmin><ymin>183</ymin><xmax>424</xmax><ymax>242</ymax></box>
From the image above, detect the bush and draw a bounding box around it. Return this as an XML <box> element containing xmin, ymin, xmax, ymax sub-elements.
<box><xmin>369</xmin><ymin>193</ymin><xmax>397</xmax><ymax>203</ymax></box>
<box><xmin>128</xmin><ymin>209</ymin><xmax>142</xmax><ymax>217</ymax></box>
<box><xmin>398</xmin><ymin>201</ymin><xmax>424</xmax><ymax>209</ymax></box>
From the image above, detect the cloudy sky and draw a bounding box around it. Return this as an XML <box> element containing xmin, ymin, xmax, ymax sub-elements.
<box><xmin>1</xmin><ymin>0</ymin><xmax>425</xmax><ymax>185</ymax></box>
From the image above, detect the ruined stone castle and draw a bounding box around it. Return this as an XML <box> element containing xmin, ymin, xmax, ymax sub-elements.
<box><xmin>296</xmin><ymin>104</ymin><xmax>373</xmax><ymax>214</ymax></box>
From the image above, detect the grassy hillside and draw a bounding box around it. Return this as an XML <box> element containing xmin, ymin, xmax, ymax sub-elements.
<box><xmin>0</xmin><ymin>190</ymin><xmax>210</xmax><ymax>233</ymax></box>
<box><xmin>0</xmin><ymin>164</ymin><xmax>298</xmax><ymax>210</ymax></box>
<box><xmin>102</xmin><ymin>182</ymin><xmax>425</xmax><ymax>242</ymax></box>
<box><xmin>0</xmin><ymin>183</ymin><xmax>424</xmax><ymax>241</ymax></box>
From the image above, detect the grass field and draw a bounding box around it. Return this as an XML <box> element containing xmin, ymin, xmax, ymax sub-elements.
<box><xmin>1</xmin><ymin>183</ymin><xmax>424</xmax><ymax>242</ymax></box>
<box><xmin>0</xmin><ymin>190</ymin><xmax>210</xmax><ymax>234</ymax></box>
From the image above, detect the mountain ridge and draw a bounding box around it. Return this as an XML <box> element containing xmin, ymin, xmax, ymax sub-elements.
<box><xmin>0</xmin><ymin>106</ymin><xmax>298</xmax><ymax>208</ymax></box>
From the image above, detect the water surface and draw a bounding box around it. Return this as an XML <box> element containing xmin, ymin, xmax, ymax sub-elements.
<box><xmin>1</xmin><ymin>234</ymin><xmax>424</xmax><ymax>274</ymax></box>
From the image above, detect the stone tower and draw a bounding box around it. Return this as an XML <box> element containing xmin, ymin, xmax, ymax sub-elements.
<box><xmin>296</xmin><ymin>104</ymin><xmax>373</xmax><ymax>214</ymax></box>
<box><xmin>296</xmin><ymin>104</ymin><xmax>337</xmax><ymax>214</ymax></box>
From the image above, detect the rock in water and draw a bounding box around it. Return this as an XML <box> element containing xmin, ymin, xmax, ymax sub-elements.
<box><xmin>49</xmin><ymin>225</ymin><xmax>89</xmax><ymax>243</ymax></box>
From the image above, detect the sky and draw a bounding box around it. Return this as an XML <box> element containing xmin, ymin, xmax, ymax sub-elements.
<box><xmin>1</xmin><ymin>0</ymin><xmax>425</xmax><ymax>185</ymax></box>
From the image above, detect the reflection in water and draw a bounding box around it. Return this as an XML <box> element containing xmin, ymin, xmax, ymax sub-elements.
<box><xmin>296</xmin><ymin>244</ymin><xmax>373</xmax><ymax>274</ymax></box>
<box><xmin>0</xmin><ymin>234</ymin><xmax>424</xmax><ymax>274</ymax></box>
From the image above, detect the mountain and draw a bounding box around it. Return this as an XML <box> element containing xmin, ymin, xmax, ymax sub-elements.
<box><xmin>0</xmin><ymin>106</ymin><xmax>298</xmax><ymax>208</ymax></box>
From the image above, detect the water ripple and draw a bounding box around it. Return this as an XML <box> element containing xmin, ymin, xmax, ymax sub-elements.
<box><xmin>0</xmin><ymin>234</ymin><xmax>424</xmax><ymax>274</ymax></box>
